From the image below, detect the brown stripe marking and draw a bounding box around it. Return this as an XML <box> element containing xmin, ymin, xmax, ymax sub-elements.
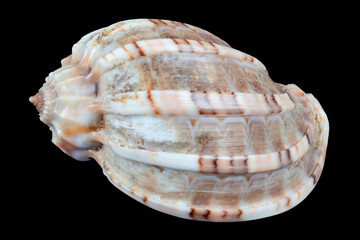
<box><xmin>237</xmin><ymin>209</ymin><xmax>243</xmax><ymax>218</ymax></box>
<box><xmin>203</xmin><ymin>210</ymin><xmax>211</xmax><ymax>219</ymax></box>
<box><xmin>208</xmin><ymin>42</ymin><xmax>219</xmax><ymax>54</ymax></box>
<box><xmin>279</xmin><ymin>149</ymin><xmax>291</xmax><ymax>166</ymax></box>
<box><xmin>122</xmin><ymin>46</ymin><xmax>134</xmax><ymax>60</ymax></box>
<box><xmin>213</xmin><ymin>156</ymin><xmax>218</xmax><ymax>173</ymax></box>
<box><xmin>264</xmin><ymin>94</ymin><xmax>276</xmax><ymax>114</ymax></box>
<box><xmin>271</xmin><ymin>95</ymin><xmax>282</xmax><ymax>113</ymax></box>
<box><xmin>286</xmin><ymin>149</ymin><xmax>292</xmax><ymax>164</ymax></box>
<box><xmin>285</xmin><ymin>197</ymin><xmax>291</xmax><ymax>206</ymax></box>
<box><xmin>306</xmin><ymin>132</ymin><xmax>311</xmax><ymax>144</ymax></box>
<box><xmin>189</xmin><ymin>208</ymin><xmax>195</xmax><ymax>219</ymax></box>
<box><xmin>158</xmin><ymin>19</ymin><xmax>168</xmax><ymax>25</ymax></box>
<box><xmin>172</xmin><ymin>39</ymin><xmax>195</xmax><ymax>53</ymax></box>
<box><xmin>147</xmin><ymin>90</ymin><xmax>160</xmax><ymax>114</ymax></box>
<box><xmin>133</xmin><ymin>42</ymin><xmax>146</xmax><ymax>56</ymax></box>
<box><xmin>310</xmin><ymin>163</ymin><xmax>320</xmax><ymax>184</ymax></box>
<box><xmin>184</xmin><ymin>39</ymin><xmax>191</xmax><ymax>45</ymax></box>
<box><xmin>243</xmin><ymin>156</ymin><xmax>248</xmax><ymax>173</ymax></box>
<box><xmin>213</xmin><ymin>157</ymin><xmax>218</xmax><ymax>167</ymax></box>
<box><xmin>94</xmin><ymin>81</ymin><xmax>99</xmax><ymax>96</ymax></box>
<box><xmin>198</xmin><ymin>155</ymin><xmax>203</xmax><ymax>171</ymax></box>
<box><xmin>220</xmin><ymin>209</ymin><xmax>242</xmax><ymax>219</ymax></box>
<box><xmin>229</xmin><ymin>157</ymin><xmax>234</xmax><ymax>167</ymax></box>
<box><xmin>149</xmin><ymin>19</ymin><xmax>174</xmax><ymax>28</ymax></box>
<box><xmin>188</xmin><ymin>208</ymin><xmax>212</xmax><ymax>220</ymax></box>
<box><xmin>278</xmin><ymin>150</ymin><xmax>282</xmax><ymax>165</ymax></box>
<box><xmin>148</xmin><ymin>19</ymin><xmax>160</xmax><ymax>25</ymax></box>
<box><xmin>179</xmin><ymin>21</ymin><xmax>189</xmax><ymax>28</ymax></box>
<box><xmin>264</xmin><ymin>94</ymin><xmax>271</xmax><ymax>107</ymax></box>
<box><xmin>171</xmin><ymin>39</ymin><xmax>182</xmax><ymax>52</ymax></box>
<box><xmin>184</xmin><ymin>39</ymin><xmax>194</xmax><ymax>53</ymax></box>
<box><xmin>143</xmin><ymin>196</ymin><xmax>148</xmax><ymax>204</ymax></box>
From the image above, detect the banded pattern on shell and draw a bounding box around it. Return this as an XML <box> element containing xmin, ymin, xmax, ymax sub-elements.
<box><xmin>30</xmin><ymin>19</ymin><xmax>329</xmax><ymax>222</ymax></box>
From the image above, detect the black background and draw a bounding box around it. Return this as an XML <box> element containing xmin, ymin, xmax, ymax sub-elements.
<box><xmin>8</xmin><ymin>2</ymin><xmax>351</xmax><ymax>238</ymax></box>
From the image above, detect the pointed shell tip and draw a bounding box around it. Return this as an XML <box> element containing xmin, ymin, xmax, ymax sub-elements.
<box><xmin>29</xmin><ymin>91</ymin><xmax>44</xmax><ymax>114</ymax></box>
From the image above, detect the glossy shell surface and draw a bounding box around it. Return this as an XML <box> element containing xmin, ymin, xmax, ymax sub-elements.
<box><xmin>30</xmin><ymin>19</ymin><xmax>329</xmax><ymax>222</ymax></box>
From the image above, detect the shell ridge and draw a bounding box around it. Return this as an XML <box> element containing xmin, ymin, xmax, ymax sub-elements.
<box><xmin>105</xmin><ymin>125</ymin><xmax>310</xmax><ymax>174</ymax></box>
<box><xmin>88</xmin><ymin>38</ymin><xmax>266</xmax><ymax>81</ymax></box>
<box><xmin>104</xmin><ymin>90</ymin><xmax>295</xmax><ymax>116</ymax></box>
<box><xmin>71</xmin><ymin>19</ymin><xmax>231</xmax><ymax>72</ymax></box>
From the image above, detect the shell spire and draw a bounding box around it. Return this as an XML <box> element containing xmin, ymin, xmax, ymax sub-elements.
<box><xmin>30</xmin><ymin>19</ymin><xmax>329</xmax><ymax>222</ymax></box>
<box><xmin>29</xmin><ymin>91</ymin><xmax>43</xmax><ymax>114</ymax></box>
<box><xmin>30</xmin><ymin>65</ymin><xmax>103</xmax><ymax>160</ymax></box>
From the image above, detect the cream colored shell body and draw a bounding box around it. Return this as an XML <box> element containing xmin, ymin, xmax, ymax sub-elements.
<box><xmin>30</xmin><ymin>19</ymin><xmax>329</xmax><ymax>222</ymax></box>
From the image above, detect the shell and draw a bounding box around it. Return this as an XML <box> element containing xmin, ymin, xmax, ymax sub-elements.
<box><xmin>30</xmin><ymin>19</ymin><xmax>329</xmax><ymax>222</ymax></box>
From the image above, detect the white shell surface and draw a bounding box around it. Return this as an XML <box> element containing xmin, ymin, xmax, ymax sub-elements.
<box><xmin>30</xmin><ymin>19</ymin><xmax>329</xmax><ymax>222</ymax></box>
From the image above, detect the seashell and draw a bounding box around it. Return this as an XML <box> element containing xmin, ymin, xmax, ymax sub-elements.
<box><xmin>30</xmin><ymin>19</ymin><xmax>329</xmax><ymax>222</ymax></box>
